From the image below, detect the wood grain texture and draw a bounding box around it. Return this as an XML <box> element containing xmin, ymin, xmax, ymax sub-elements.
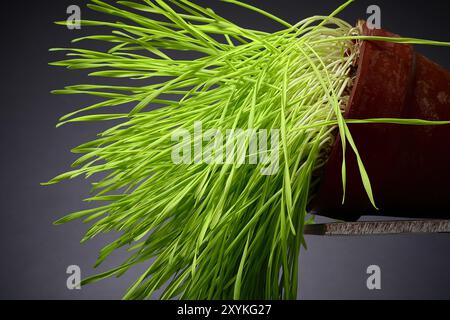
<box><xmin>304</xmin><ymin>220</ymin><xmax>450</xmax><ymax>236</ymax></box>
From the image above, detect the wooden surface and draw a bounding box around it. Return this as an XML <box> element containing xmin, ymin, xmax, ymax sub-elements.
<box><xmin>304</xmin><ymin>220</ymin><xmax>450</xmax><ymax>236</ymax></box>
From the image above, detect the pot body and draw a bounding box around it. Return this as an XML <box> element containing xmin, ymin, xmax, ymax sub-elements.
<box><xmin>313</xmin><ymin>23</ymin><xmax>450</xmax><ymax>221</ymax></box>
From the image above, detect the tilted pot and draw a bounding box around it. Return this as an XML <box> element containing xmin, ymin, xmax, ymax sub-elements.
<box><xmin>313</xmin><ymin>22</ymin><xmax>450</xmax><ymax>221</ymax></box>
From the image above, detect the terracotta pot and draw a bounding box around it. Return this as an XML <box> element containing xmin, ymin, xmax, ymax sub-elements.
<box><xmin>313</xmin><ymin>22</ymin><xmax>450</xmax><ymax>221</ymax></box>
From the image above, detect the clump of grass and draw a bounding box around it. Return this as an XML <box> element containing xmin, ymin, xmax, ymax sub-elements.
<box><xmin>47</xmin><ymin>0</ymin><xmax>450</xmax><ymax>299</ymax></box>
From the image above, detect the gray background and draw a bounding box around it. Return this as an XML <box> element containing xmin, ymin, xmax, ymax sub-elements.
<box><xmin>1</xmin><ymin>0</ymin><xmax>450</xmax><ymax>300</ymax></box>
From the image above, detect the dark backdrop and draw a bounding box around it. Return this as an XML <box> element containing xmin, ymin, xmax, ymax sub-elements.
<box><xmin>1</xmin><ymin>0</ymin><xmax>450</xmax><ymax>300</ymax></box>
